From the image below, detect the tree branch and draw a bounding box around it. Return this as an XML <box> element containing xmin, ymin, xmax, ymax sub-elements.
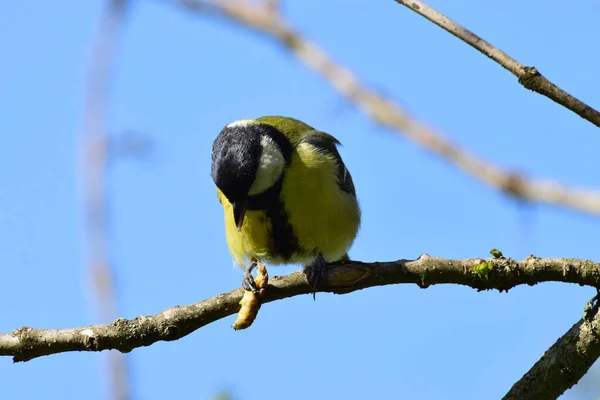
<box><xmin>2</xmin><ymin>255</ymin><xmax>600</xmax><ymax>363</ymax></box>
<box><xmin>394</xmin><ymin>0</ymin><xmax>600</xmax><ymax>129</ymax></box>
<box><xmin>503</xmin><ymin>293</ymin><xmax>600</xmax><ymax>400</ymax></box>
<box><xmin>169</xmin><ymin>0</ymin><xmax>600</xmax><ymax>216</ymax></box>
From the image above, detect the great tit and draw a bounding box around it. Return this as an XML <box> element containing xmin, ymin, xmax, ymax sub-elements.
<box><xmin>211</xmin><ymin>116</ymin><xmax>361</xmax><ymax>297</ymax></box>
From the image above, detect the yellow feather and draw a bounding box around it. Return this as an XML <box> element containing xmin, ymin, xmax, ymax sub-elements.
<box><xmin>281</xmin><ymin>143</ymin><xmax>360</xmax><ymax>263</ymax></box>
<box><xmin>256</xmin><ymin>116</ymin><xmax>312</xmax><ymax>146</ymax></box>
<box><xmin>218</xmin><ymin>188</ymin><xmax>278</xmax><ymax>268</ymax></box>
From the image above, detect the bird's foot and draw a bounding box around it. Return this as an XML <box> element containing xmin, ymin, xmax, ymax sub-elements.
<box><xmin>242</xmin><ymin>262</ymin><xmax>259</xmax><ymax>294</ymax></box>
<box><xmin>305</xmin><ymin>255</ymin><xmax>327</xmax><ymax>300</ymax></box>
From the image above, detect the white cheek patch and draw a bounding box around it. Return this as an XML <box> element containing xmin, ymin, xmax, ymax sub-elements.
<box><xmin>226</xmin><ymin>119</ymin><xmax>257</xmax><ymax>128</ymax></box>
<box><xmin>248</xmin><ymin>135</ymin><xmax>285</xmax><ymax>196</ymax></box>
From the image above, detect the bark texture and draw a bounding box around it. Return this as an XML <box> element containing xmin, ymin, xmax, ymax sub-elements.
<box><xmin>2</xmin><ymin>255</ymin><xmax>599</xmax><ymax>362</ymax></box>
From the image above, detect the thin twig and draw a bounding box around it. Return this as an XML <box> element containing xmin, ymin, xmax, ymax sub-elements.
<box><xmin>394</xmin><ymin>0</ymin><xmax>600</xmax><ymax>128</ymax></box>
<box><xmin>2</xmin><ymin>255</ymin><xmax>600</xmax><ymax>362</ymax></box>
<box><xmin>171</xmin><ymin>0</ymin><xmax>600</xmax><ymax>216</ymax></box>
<box><xmin>503</xmin><ymin>294</ymin><xmax>600</xmax><ymax>400</ymax></box>
<box><xmin>81</xmin><ymin>0</ymin><xmax>131</xmax><ymax>399</ymax></box>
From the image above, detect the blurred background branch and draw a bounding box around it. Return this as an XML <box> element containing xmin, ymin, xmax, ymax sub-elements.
<box><xmin>80</xmin><ymin>0</ymin><xmax>132</xmax><ymax>399</ymax></box>
<box><xmin>169</xmin><ymin>0</ymin><xmax>600</xmax><ymax>216</ymax></box>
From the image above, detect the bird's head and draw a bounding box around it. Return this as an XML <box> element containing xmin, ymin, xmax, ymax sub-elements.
<box><xmin>211</xmin><ymin>119</ymin><xmax>291</xmax><ymax>230</ymax></box>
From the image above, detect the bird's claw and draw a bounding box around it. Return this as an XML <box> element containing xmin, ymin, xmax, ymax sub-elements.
<box><xmin>306</xmin><ymin>255</ymin><xmax>327</xmax><ymax>300</ymax></box>
<box><xmin>242</xmin><ymin>263</ymin><xmax>259</xmax><ymax>294</ymax></box>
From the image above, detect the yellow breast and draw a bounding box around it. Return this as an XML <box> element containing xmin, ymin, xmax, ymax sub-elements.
<box><xmin>217</xmin><ymin>143</ymin><xmax>360</xmax><ymax>268</ymax></box>
<box><xmin>218</xmin><ymin>189</ymin><xmax>280</xmax><ymax>268</ymax></box>
<box><xmin>281</xmin><ymin>143</ymin><xmax>361</xmax><ymax>263</ymax></box>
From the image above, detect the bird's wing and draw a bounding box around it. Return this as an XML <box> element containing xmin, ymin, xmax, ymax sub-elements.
<box><xmin>301</xmin><ymin>131</ymin><xmax>357</xmax><ymax>197</ymax></box>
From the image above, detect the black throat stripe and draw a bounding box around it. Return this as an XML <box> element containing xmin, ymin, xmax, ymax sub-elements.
<box><xmin>246</xmin><ymin>124</ymin><xmax>299</xmax><ymax>261</ymax></box>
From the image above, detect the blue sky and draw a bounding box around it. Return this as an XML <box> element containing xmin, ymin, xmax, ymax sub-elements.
<box><xmin>1</xmin><ymin>0</ymin><xmax>600</xmax><ymax>399</ymax></box>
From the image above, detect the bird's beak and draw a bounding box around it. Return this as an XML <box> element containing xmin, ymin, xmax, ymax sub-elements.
<box><xmin>232</xmin><ymin>200</ymin><xmax>247</xmax><ymax>231</ymax></box>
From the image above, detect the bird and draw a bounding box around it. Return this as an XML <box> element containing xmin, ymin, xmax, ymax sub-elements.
<box><xmin>211</xmin><ymin>116</ymin><xmax>361</xmax><ymax>298</ymax></box>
